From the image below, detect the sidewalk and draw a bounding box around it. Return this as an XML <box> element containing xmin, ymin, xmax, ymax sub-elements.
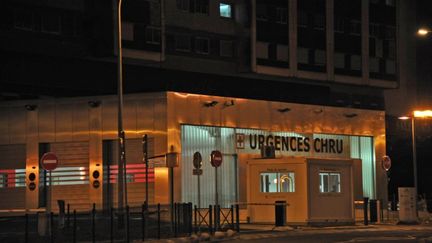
<box><xmin>134</xmin><ymin>221</ymin><xmax>432</xmax><ymax>243</ymax></box>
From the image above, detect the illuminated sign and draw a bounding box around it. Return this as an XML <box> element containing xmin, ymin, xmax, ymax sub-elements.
<box><xmin>235</xmin><ymin>131</ymin><xmax>350</xmax><ymax>159</ymax></box>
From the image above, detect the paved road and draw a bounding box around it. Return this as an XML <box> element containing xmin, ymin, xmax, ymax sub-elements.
<box><xmin>226</xmin><ymin>225</ymin><xmax>432</xmax><ymax>243</ymax></box>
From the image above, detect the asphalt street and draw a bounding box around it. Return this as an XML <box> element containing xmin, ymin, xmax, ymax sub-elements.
<box><xmin>225</xmin><ymin>225</ymin><xmax>432</xmax><ymax>243</ymax></box>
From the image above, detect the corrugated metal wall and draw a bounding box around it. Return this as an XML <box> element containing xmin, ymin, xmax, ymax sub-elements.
<box><xmin>181</xmin><ymin>126</ymin><xmax>237</xmax><ymax>208</ymax></box>
<box><xmin>0</xmin><ymin>145</ymin><xmax>26</xmax><ymax>209</ymax></box>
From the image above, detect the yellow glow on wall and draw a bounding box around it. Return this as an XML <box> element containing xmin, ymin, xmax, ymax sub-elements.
<box><xmin>413</xmin><ymin>110</ymin><xmax>432</xmax><ymax>118</ymax></box>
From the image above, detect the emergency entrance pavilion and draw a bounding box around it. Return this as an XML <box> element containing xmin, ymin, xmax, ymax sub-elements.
<box><xmin>0</xmin><ymin>92</ymin><xmax>386</xmax><ymax>224</ymax></box>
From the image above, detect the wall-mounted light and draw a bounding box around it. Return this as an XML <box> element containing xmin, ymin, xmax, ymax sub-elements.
<box><xmin>88</xmin><ymin>100</ymin><xmax>101</xmax><ymax>108</ymax></box>
<box><xmin>203</xmin><ymin>101</ymin><xmax>218</xmax><ymax>107</ymax></box>
<box><xmin>277</xmin><ymin>108</ymin><xmax>291</xmax><ymax>113</ymax></box>
<box><xmin>313</xmin><ymin>108</ymin><xmax>323</xmax><ymax>114</ymax></box>
<box><xmin>343</xmin><ymin>113</ymin><xmax>358</xmax><ymax>118</ymax></box>
<box><xmin>223</xmin><ymin>100</ymin><xmax>235</xmax><ymax>107</ymax></box>
<box><xmin>24</xmin><ymin>104</ymin><xmax>37</xmax><ymax>111</ymax></box>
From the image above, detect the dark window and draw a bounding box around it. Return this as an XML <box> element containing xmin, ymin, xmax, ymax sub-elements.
<box><xmin>14</xmin><ymin>9</ymin><xmax>34</xmax><ymax>31</ymax></box>
<box><xmin>41</xmin><ymin>12</ymin><xmax>61</xmax><ymax>34</ymax></box>
<box><xmin>275</xmin><ymin>7</ymin><xmax>288</xmax><ymax>24</ymax></box>
<box><xmin>195</xmin><ymin>37</ymin><xmax>210</xmax><ymax>54</ymax></box>
<box><xmin>176</xmin><ymin>0</ymin><xmax>190</xmax><ymax>11</ymax></box>
<box><xmin>145</xmin><ymin>26</ymin><xmax>161</xmax><ymax>44</ymax></box>
<box><xmin>191</xmin><ymin>0</ymin><xmax>209</xmax><ymax>14</ymax></box>
<box><xmin>219</xmin><ymin>40</ymin><xmax>233</xmax><ymax>57</ymax></box>
<box><xmin>175</xmin><ymin>35</ymin><xmax>191</xmax><ymax>52</ymax></box>
<box><xmin>314</xmin><ymin>14</ymin><xmax>325</xmax><ymax>30</ymax></box>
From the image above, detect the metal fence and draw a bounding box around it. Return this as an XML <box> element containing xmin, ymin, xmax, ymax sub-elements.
<box><xmin>0</xmin><ymin>202</ymin><xmax>240</xmax><ymax>243</ymax></box>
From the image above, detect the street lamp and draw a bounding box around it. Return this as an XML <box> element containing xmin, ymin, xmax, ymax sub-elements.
<box><xmin>417</xmin><ymin>28</ymin><xmax>430</xmax><ymax>36</ymax></box>
<box><xmin>398</xmin><ymin>110</ymin><xmax>432</xmax><ymax>208</ymax></box>
<box><xmin>116</xmin><ymin>0</ymin><xmax>127</xmax><ymax>228</ymax></box>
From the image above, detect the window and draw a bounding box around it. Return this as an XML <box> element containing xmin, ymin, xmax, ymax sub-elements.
<box><xmin>176</xmin><ymin>0</ymin><xmax>190</xmax><ymax>11</ymax></box>
<box><xmin>334</xmin><ymin>18</ymin><xmax>345</xmax><ymax>33</ymax></box>
<box><xmin>256</xmin><ymin>41</ymin><xmax>269</xmax><ymax>59</ymax></box>
<box><xmin>314</xmin><ymin>14</ymin><xmax>325</xmax><ymax>30</ymax></box>
<box><xmin>276</xmin><ymin>8</ymin><xmax>288</xmax><ymax>24</ymax></box>
<box><xmin>319</xmin><ymin>172</ymin><xmax>341</xmax><ymax>193</ymax></box>
<box><xmin>195</xmin><ymin>37</ymin><xmax>210</xmax><ymax>54</ymax></box>
<box><xmin>192</xmin><ymin>0</ymin><xmax>209</xmax><ymax>14</ymax></box>
<box><xmin>350</xmin><ymin>20</ymin><xmax>361</xmax><ymax>35</ymax></box>
<box><xmin>260</xmin><ymin>172</ymin><xmax>295</xmax><ymax>193</ymax></box>
<box><xmin>122</xmin><ymin>22</ymin><xmax>134</xmax><ymax>41</ymax></box>
<box><xmin>14</xmin><ymin>9</ymin><xmax>34</xmax><ymax>31</ymax></box>
<box><xmin>256</xmin><ymin>4</ymin><xmax>267</xmax><ymax>21</ymax></box>
<box><xmin>41</xmin><ymin>12</ymin><xmax>61</xmax><ymax>34</ymax></box>
<box><xmin>220</xmin><ymin>40</ymin><xmax>233</xmax><ymax>57</ymax></box>
<box><xmin>298</xmin><ymin>11</ymin><xmax>308</xmax><ymax>27</ymax></box>
<box><xmin>145</xmin><ymin>26</ymin><xmax>161</xmax><ymax>44</ymax></box>
<box><xmin>219</xmin><ymin>3</ymin><xmax>233</xmax><ymax>18</ymax></box>
<box><xmin>175</xmin><ymin>35</ymin><xmax>191</xmax><ymax>52</ymax></box>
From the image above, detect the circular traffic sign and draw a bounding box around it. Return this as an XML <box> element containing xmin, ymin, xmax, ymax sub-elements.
<box><xmin>193</xmin><ymin>152</ymin><xmax>202</xmax><ymax>169</ymax></box>
<box><xmin>382</xmin><ymin>155</ymin><xmax>391</xmax><ymax>171</ymax></box>
<box><xmin>40</xmin><ymin>152</ymin><xmax>59</xmax><ymax>171</ymax></box>
<box><xmin>210</xmin><ymin>150</ymin><xmax>223</xmax><ymax>168</ymax></box>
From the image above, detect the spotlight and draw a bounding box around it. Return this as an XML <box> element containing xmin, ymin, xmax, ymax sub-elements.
<box><xmin>203</xmin><ymin>101</ymin><xmax>218</xmax><ymax>107</ymax></box>
<box><xmin>313</xmin><ymin>108</ymin><xmax>323</xmax><ymax>114</ymax></box>
<box><xmin>24</xmin><ymin>104</ymin><xmax>37</xmax><ymax>111</ymax></box>
<box><xmin>88</xmin><ymin>100</ymin><xmax>101</xmax><ymax>108</ymax></box>
<box><xmin>223</xmin><ymin>100</ymin><xmax>235</xmax><ymax>107</ymax></box>
<box><xmin>277</xmin><ymin>108</ymin><xmax>291</xmax><ymax>113</ymax></box>
<box><xmin>343</xmin><ymin>113</ymin><xmax>358</xmax><ymax>118</ymax></box>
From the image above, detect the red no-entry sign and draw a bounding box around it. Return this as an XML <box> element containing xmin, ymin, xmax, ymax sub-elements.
<box><xmin>41</xmin><ymin>152</ymin><xmax>59</xmax><ymax>171</ymax></box>
<box><xmin>210</xmin><ymin>150</ymin><xmax>223</xmax><ymax>167</ymax></box>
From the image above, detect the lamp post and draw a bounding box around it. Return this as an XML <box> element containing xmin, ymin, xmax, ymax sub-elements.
<box><xmin>399</xmin><ymin>110</ymin><xmax>432</xmax><ymax>209</ymax></box>
<box><xmin>116</xmin><ymin>0</ymin><xmax>127</xmax><ymax>228</ymax></box>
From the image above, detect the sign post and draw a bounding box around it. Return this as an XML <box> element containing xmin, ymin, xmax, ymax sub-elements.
<box><xmin>210</xmin><ymin>150</ymin><xmax>223</xmax><ymax>230</ymax></box>
<box><xmin>193</xmin><ymin>152</ymin><xmax>203</xmax><ymax>209</ymax></box>
<box><xmin>40</xmin><ymin>152</ymin><xmax>58</xmax><ymax>236</ymax></box>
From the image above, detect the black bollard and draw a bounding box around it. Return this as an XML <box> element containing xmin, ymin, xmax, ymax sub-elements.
<box><xmin>188</xmin><ymin>203</ymin><xmax>193</xmax><ymax>235</ymax></box>
<box><xmin>25</xmin><ymin>214</ymin><xmax>28</xmax><ymax>243</ymax></box>
<box><xmin>73</xmin><ymin>210</ymin><xmax>76</xmax><ymax>243</ymax></box>
<box><xmin>50</xmin><ymin>212</ymin><xmax>54</xmax><ymax>243</ymax></box>
<box><xmin>92</xmin><ymin>203</ymin><xmax>96</xmax><ymax>243</ymax></box>
<box><xmin>126</xmin><ymin>205</ymin><xmax>130</xmax><ymax>243</ymax></box>
<box><xmin>231</xmin><ymin>205</ymin><xmax>234</xmax><ymax>228</ymax></box>
<box><xmin>363</xmin><ymin>197</ymin><xmax>369</xmax><ymax>225</ymax></box>
<box><xmin>209</xmin><ymin>205</ymin><xmax>213</xmax><ymax>234</ymax></box>
<box><xmin>157</xmin><ymin>203</ymin><xmax>161</xmax><ymax>239</ymax></box>
<box><xmin>174</xmin><ymin>203</ymin><xmax>177</xmax><ymax>237</ymax></box>
<box><xmin>235</xmin><ymin>204</ymin><xmax>240</xmax><ymax>232</ymax></box>
<box><xmin>194</xmin><ymin>205</ymin><xmax>198</xmax><ymax>233</ymax></box>
<box><xmin>67</xmin><ymin>204</ymin><xmax>70</xmax><ymax>228</ymax></box>
<box><xmin>141</xmin><ymin>204</ymin><xmax>146</xmax><ymax>241</ymax></box>
<box><xmin>110</xmin><ymin>208</ymin><xmax>114</xmax><ymax>243</ymax></box>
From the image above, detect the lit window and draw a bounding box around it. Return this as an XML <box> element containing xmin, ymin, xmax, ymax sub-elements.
<box><xmin>260</xmin><ymin>172</ymin><xmax>295</xmax><ymax>193</ymax></box>
<box><xmin>195</xmin><ymin>37</ymin><xmax>210</xmax><ymax>54</ymax></box>
<box><xmin>219</xmin><ymin>3</ymin><xmax>232</xmax><ymax>18</ymax></box>
<box><xmin>319</xmin><ymin>172</ymin><xmax>341</xmax><ymax>193</ymax></box>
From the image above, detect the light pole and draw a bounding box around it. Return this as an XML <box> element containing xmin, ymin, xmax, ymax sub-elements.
<box><xmin>399</xmin><ymin>110</ymin><xmax>432</xmax><ymax>207</ymax></box>
<box><xmin>116</xmin><ymin>0</ymin><xmax>127</xmax><ymax>228</ymax></box>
